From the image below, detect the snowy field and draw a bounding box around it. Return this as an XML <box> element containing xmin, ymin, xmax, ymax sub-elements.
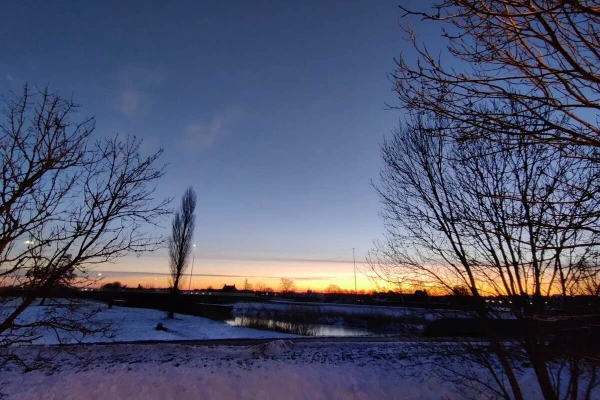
<box><xmin>0</xmin><ymin>340</ymin><xmax>556</xmax><ymax>400</ymax></box>
<box><xmin>3</xmin><ymin>302</ymin><xmax>597</xmax><ymax>399</ymax></box>
<box><xmin>2</xmin><ymin>300</ymin><xmax>513</xmax><ymax>346</ymax></box>
<box><xmin>101</xmin><ymin>305</ymin><xmax>297</xmax><ymax>342</ymax></box>
<box><xmin>8</xmin><ymin>302</ymin><xmax>296</xmax><ymax>345</ymax></box>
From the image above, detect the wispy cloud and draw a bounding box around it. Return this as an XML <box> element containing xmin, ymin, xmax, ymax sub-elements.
<box><xmin>95</xmin><ymin>270</ymin><xmax>338</xmax><ymax>281</ymax></box>
<box><xmin>140</xmin><ymin>252</ymin><xmax>356</xmax><ymax>264</ymax></box>
<box><xmin>115</xmin><ymin>66</ymin><xmax>165</xmax><ymax>118</ymax></box>
<box><xmin>181</xmin><ymin>108</ymin><xmax>242</xmax><ymax>152</ymax></box>
<box><xmin>118</xmin><ymin>89</ymin><xmax>141</xmax><ymax>117</ymax></box>
<box><xmin>5</xmin><ymin>74</ymin><xmax>13</xmax><ymax>82</ymax></box>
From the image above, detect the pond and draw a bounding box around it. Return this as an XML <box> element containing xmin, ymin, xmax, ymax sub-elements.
<box><xmin>225</xmin><ymin>316</ymin><xmax>374</xmax><ymax>337</ymax></box>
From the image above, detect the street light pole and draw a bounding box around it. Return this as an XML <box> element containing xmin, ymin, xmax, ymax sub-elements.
<box><xmin>188</xmin><ymin>244</ymin><xmax>196</xmax><ymax>291</ymax></box>
<box><xmin>353</xmin><ymin>248</ymin><xmax>357</xmax><ymax>294</ymax></box>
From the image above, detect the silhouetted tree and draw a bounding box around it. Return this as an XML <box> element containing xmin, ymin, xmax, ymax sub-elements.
<box><xmin>102</xmin><ymin>282</ymin><xmax>126</xmax><ymax>290</ymax></box>
<box><xmin>413</xmin><ymin>290</ymin><xmax>428</xmax><ymax>302</ymax></box>
<box><xmin>254</xmin><ymin>282</ymin><xmax>267</xmax><ymax>292</ymax></box>
<box><xmin>369</xmin><ymin>111</ymin><xmax>600</xmax><ymax>400</ymax></box>
<box><xmin>325</xmin><ymin>284</ymin><xmax>342</xmax><ymax>294</ymax></box>
<box><xmin>393</xmin><ymin>1</ymin><xmax>600</xmax><ymax>161</ymax></box>
<box><xmin>168</xmin><ymin>187</ymin><xmax>196</xmax><ymax>318</ymax></box>
<box><xmin>383</xmin><ymin>3</ymin><xmax>600</xmax><ymax>396</ymax></box>
<box><xmin>279</xmin><ymin>278</ymin><xmax>296</xmax><ymax>293</ymax></box>
<box><xmin>0</xmin><ymin>85</ymin><xmax>169</xmax><ymax>370</ymax></box>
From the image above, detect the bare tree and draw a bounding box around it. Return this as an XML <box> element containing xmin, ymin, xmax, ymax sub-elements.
<box><xmin>168</xmin><ymin>187</ymin><xmax>196</xmax><ymax>318</ymax></box>
<box><xmin>392</xmin><ymin>1</ymin><xmax>600</xmax><ymax>156</ymax></box>
<box><xmin>369</xmin><ymin>113</ymin><xmax>600</xmax><ymax>399</ymax></box>
<box><xmin>279</xmin><ymin>278</ymin><xmax>296</xmax><ymax>294</ymax></box>
<box><xmin>573</xmin><ymin>261</ymin><xmax>600</xmax><ymax>297</ymax></box>
<box><xmin>325</xmin><ymin>284</ymin><xmax>342</xmax><ymax>294</ymax></box>
<box><xmin>243</xmin><ymin>278</ymin><xmax>253</xmax><ymax>291</ymax></box>
<box><xmin>0</xmin><ymin>85</ymin><xmax>170</xmax><ymax>369</ymax></box>
<box><xmin>384</xmin><ymin>4</ymin><xmax>600</xmax><ymax>397</ymax></box>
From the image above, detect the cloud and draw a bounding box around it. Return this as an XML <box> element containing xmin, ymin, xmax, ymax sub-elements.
<box><xmin>94</xmin><ymin>270</ymin><xmax>338</xmax><ymax>281</ymax></box>
<box><xmin>5</xmin><ymin>74</ymin><xmax>13</xmax><ymax>82</ymax></box>
<box><xmin>181</xmin><ymin>108</ymin><xmax>242</xmax><ymax>152</ymax></box>
<box><xmin>118</xmin><ymin>89</ymin><xmax>142</xmax><ymax>117</ymax></box>
<box><xmin>115</xmin><ymin>66</ymin><xmax>165</xmax><ymax>118</ymax></box>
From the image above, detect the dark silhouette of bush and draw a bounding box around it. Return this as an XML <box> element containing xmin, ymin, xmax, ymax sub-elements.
<box><xmin>102</xmin><ymin>282</ymin><xmax>125</xmax><ymax>290</ymax></box>
<box><xmin>413</xmin><ymin>290</ymin><xmax>428</xmax><ymax>302</ymax></box>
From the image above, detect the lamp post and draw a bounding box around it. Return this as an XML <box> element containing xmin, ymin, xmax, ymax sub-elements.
<box><xmin>188</xmin><ymin>244</ymin><xmax>196</xmax><ymax>291</ymax></box>
<box><xmin>353</xmin><ymin>248</ymin><xmax>357</xmax><ymax>295</ymax></box>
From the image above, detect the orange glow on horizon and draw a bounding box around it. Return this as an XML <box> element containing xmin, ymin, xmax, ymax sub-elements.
<box><xmin>87</xmin><ymin>255</ymin><xmax>527</xmax><ymax>295</ymax></box>
<box><xmin>90</xmin><ymin>274</ymin><xmax>377</xmax><ymax>293</ymax></box>
<box><xmin>89</xmin><ymin>254</ymin><xmax>378</xmax><ymax>293</ymax></box>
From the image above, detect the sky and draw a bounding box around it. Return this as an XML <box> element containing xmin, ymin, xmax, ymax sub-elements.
<box><xmin>1</xmin><ymin>0</ymin><xmax>431</xmax><ymax>291</ymax></box>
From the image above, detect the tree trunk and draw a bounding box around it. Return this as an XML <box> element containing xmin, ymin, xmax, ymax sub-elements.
<box><xmin>478</xmin><ymin>304</ymin><xmax>524</xmax><ymax>400</ymax></box>
<box><xmin>488</xmin><ymin>336</ymin><xmax>524</xmax><ymax>400</ymax></box>
<box><xmin>570</xmin><ymin>359</ymin><xmax>580</xmax><ymax>400</ymax></box>
<box><xmin>525</xmin><ymin>342</ymin><xmax>557</xmax><ymax>400</ymax></box>
<box><xmin>584</xmin><ymin>365</ymin><xmax>597</xmax><ymax>400</ymax></box>
<box><xmin>168</xmin><ymin>278</ymin><xmax>180</xmax><ymax>319</ymax></box>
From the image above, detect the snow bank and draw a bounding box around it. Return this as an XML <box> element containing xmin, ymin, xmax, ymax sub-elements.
<box><xmin>0</xmin><ymin>341</ymin><xmax>466</xmax><ymax>400</ymax></box>
<box><xmin>98</xmin><ymin>304</ymin><xmax>297</xmax><ymax>342</ymax></box>
<box><xmin>1</xmin><ymin>340</ymin><xmax>594</xmax><ymax>399</ymax></box>
<box><xmin>9</xmin><ymin>302</ymin><xmax>296</xmax><ymax>345</ymax></box>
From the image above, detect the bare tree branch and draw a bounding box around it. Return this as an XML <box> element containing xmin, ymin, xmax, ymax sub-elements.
<box><xmin>0</xmin><ymin>85</ymin><xmax>171</xmax><ymax>369</ymax></box>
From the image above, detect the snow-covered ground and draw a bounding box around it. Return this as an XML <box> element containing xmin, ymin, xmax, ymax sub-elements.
<box><xmin>99</xmin><ymin>305</ymin><xmax>297</xmax><ymax>342</ymax></box>
<box><xmin>0</xmin><ymin>340</ymin><xmax>553</xmax><ymax>400</ymax></box>
<box><xmin>9</xmin><ymin>302</ymin><xmax>296</xmax><ymax>345</ymax></box>
<box><xmin>2</xmin><ymin>302</ymin><xmax>595</xmax><ymax>399</ymax></box>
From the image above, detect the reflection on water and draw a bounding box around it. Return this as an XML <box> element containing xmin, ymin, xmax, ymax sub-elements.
<box><xmin>226</xmin><ymin>316</ymin><xmax>373</xmax><ymax>337</ymax></box>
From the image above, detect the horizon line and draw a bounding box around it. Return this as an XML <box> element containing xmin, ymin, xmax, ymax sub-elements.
<box><xmin>94</xmin><ymin>270</ymin><xmax>342</xmax><ymax>281</ymax></box>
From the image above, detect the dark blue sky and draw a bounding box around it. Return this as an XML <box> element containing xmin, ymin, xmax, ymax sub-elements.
<box><xmin>1</xmin><ymin>0</ymin><xmax>428</xmax><ymax>289</ymax></box>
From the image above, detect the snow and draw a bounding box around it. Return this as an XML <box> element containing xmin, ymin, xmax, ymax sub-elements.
<box><xmin>2</xmin><ymin>339</ymin><xmax>582</xmax><ymax>399</ymax></box>
<box><xmin>8</xmin><ymin>302</ymin><xmax>296</xmax><ymax>345</ymax></box>
<box><xmin>97</xmin><ymin>305</ymin><xmax>297</xmax><ymax>342</ymax></box>
<box><xmin>0</xmin><ymin>341</ymin><xmax>476</xmax><ymax>399</ymax></box>
<box><xmin>3</xmin><ymin>302</ymin><xmax>596</xmax><ymax>399</ymax></box>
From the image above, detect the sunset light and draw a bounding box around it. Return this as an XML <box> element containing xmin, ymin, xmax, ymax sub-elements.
<box><xmin>2</xmin><ymin>1</ymin><xmax>600</xmax><ymax>399</ymax></box>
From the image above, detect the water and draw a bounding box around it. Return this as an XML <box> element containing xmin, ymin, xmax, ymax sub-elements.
<box><xmin>225</xmin><ymin>316</ymin><xmax>374</xmax><ymax>337</ymax></box>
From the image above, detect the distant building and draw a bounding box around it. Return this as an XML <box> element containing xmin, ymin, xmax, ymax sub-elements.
<box><xmin>221</xmin><ymin>284</ymin><xmax>238</xmax><ymax>293</ymax></box>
